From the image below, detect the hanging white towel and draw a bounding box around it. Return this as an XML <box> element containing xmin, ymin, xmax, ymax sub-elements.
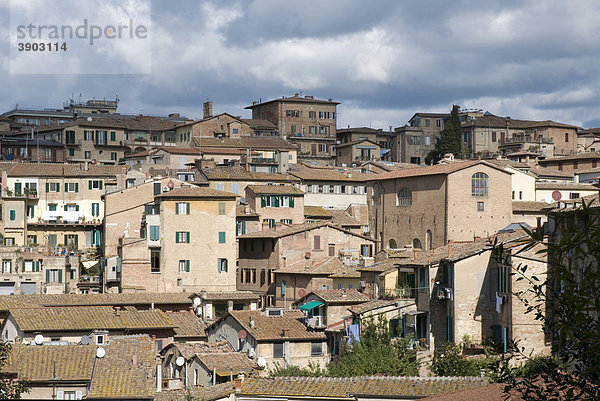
<box><xmin>496</xmin><ymin>293</ymin><xmax>503</xmax><ymax>313</ymax></box>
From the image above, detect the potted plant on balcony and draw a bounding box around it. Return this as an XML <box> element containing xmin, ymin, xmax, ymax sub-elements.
<box><xmin>5</xmin><ymin>188</ymin><xmax>12</xmax><ymax>197</ymax></box>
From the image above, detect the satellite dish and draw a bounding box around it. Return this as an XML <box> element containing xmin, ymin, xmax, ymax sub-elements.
<box><xmin>544</xmin><ymin>194</ymin><xmax>554</xmax><ymax>204</ymax></box>
<box><xmin>81</xmin><ymin>335</ymin><xmax>90</xmax><ymax>345</ymax></box>
<box><xmin>176</xmin><ymin>356</ymin><xmax>185</xmax><ymax>367</ymax></box>
<box><xmin>34</xmin><ymin>334</ymin><xmax>44</xmax><ymax>345</ymax></box>
<box><xmin>193</xmin><ymin>297</ymin><xmax>201</xmax><ymax>306</ymax></box>
<box><xmin>87</xmin><ymin>117</ymin><xmax>92</xmax><ymax>122</ymax></box>
<box><xmin>96</xmin><ymin>347</ymin><xmax>105</xmax><ymax>358</ymax></box>
<box><xmin>238</xmin><ymin>329</ymin><xmax>247</xmax><ymax>339</ymax></box>
<box><xmin>552</xmin><ymin>190</ymin><xmax>562</xmax><ymax>201</ymax></box>
<box><xmin>257</xmin><ymin>357</ymin><xmax>266</xmax><ymax>368</ymax></box>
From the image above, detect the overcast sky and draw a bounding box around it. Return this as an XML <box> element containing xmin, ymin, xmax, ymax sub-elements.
<box><xmin>2</xmin><ymin>0</ymin><xmax>600</xmax><ymax>129</ymax></box>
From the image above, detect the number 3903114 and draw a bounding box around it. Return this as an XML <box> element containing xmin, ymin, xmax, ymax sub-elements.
<box><xmin>17</xmin><ymin>42</ymin><xmax>67</xmax><ymax>51</ymax></box>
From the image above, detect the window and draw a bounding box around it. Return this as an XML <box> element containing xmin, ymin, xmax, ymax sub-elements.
<box><xmin>91</xmin><ymin>203</ymin><xmax>100</xmax><ymax>217</ymax></box>
<box><xmin>361</xmin><ymin>244</ymin><xmax>373</xmax><ymax>257</ymax></box>
<box><xmin>27</xmin><ymin>235</ymin><xmax>37</xmax><ymax>245</ymax></box>
<box><xmin>471</xmin><ymin>172</ymin><xmax>489</xmax><ymax>196</ymax></box>
<box><xmin>314</xmin><ymin>235</ymin><xmax>321</xmax><ymax>250</ymax></box>
<box><xmin>176</xmin><ymin>202</ymin><xmax>190</xmax><ymax>215</ymax></box>
<box><xmin>150</xmin><ymin>249</ymin><xmax>160</xmax><ymax>272</ymax></box>
<box><xmin>424</xmin><ymin>136</ymin><xmax>430</xmax><ymax>146</ymax></box>
<box><xmin>519</xmin><ymin>191</ymin><xmax>523</xmax><ymax>200</ymax></box>
<box><xmin>179</xmin><ymin>260</ymin><xmax>190</xmax><ymax>272</ymax></box>
<box><xmin>309</xmin><ymin>111</ymin><xmax>316</xmax><ymax>119</ymax></box>
<box><xmin>4</xmin><ymin>238</ymin><xmax>14</xmax><ymax>246</ymax></box>
<box><xmin>492</xmin><ymin>131</ymin><xmax>497</xmax><ymax>142</ymax></box>
<box><xmin>65</xmin><ymin>183</ymin><xmax>79</xmax><ymax>193</ymax></box>
<box><xmin>46</xmin><ymin>269</ymin><xmax>62</xmax><ymax>283</ymax></box>
<box><xmin>65</xmin><ymin>130</ymin><xmax>76</xmax><ymax>144</ymax></box>
<box><xmin>329</xmin><ymin>244</ymin><xmax>336</xmax><ymax>257</ymax></box>
<box><xmin>110</xmin><ymin>131</ymin><xmax>116</xmax><ymax>141</ymax></box>
<box><xmin>280</xmin><ymin>219</ymin><xmax>292</xmax><ymax>224</ymax></box>
<box><xmin>149</xmin><ymin>226</ymin><xmax>160</xmax><ymax>241</ymax></box>
<box><xmin>48</xmin><ymin>234</ymin><xmax>57</xmax><ymax>247</ymax></box>
<box><xmin>84</xmin><ymin>151</ymin><xmax>91</xmax><ymax>159</ymax></box>
<box><xmin>565</xmin><ymin>132</ymin><xmax>569</xmax><ymax>142</ymax></box>
<box><xmin>84</xmin><ymin>130</ymin><xmax>93</xmax><ymax>140</ymax></box>
<box><xmin>218</xmin><ymin>258</ymin><xmax>228</xmax><ymax>273</ymax></box>
<box><xmin>89</xmin><ymin>180</ymin><xmax>103</xmax><ymax>190</ymax></box>
<box><xmin>263</xmin><ymin>218</ymin><xmax>276</xmax><ymax>228</ymax></box>
<box><xmin>273</xmin><ymin>343</ymin><xmax>284</xmax><ymax>358</ymax></box>
<box><xmin>110</xmin><ymin>152</ymin><xmax>117</xmax><ymax>161</ymax></box>
<box><xmin>512</xmin><ymin>191</ymin><xmax>515</xmax><ymax>200</ymax></box>
<box><xmin>410</xmin><ymin>157</ymin><xmax>421</xmax><ymax>164</ymax></box>
<box><xmin>477</xmin><ymin>201</ymin><xmax>484</xmax><ymax>212</ymax></box>
<box><xmin>231</xmin><ymin>183</ymin><xmax>239</xmax><ymax>194</ymax></box>
<box><xmin>27</xmin><ymin>205</ymin><xmax>34</xmax><ymax>219</ymax></box>
<box><xmin>410</xmin><ymin>136</ymin><xmax>420</xmax><ymax>145</ymax></box>
<box><xmin>309</xmin><ymin>126</ymin><xmax>317</xmax><ymax>134</ymax></box>
<box><xmin>311</xmin><ymin>342</ymin><xmax>323</xmax><ymax>356</ymax></box>
<box><xmin>570</xmin><ymin>192</ymin><xmax>580</xmax><ymax>199</ymax></box>
<box><xmin>497</xmin><ymin>264</ymin><xmax>509</xmax><ymax>293</ymax></box>
<box><xmin>216</xmin><ymin>183</ymin><xmax>224</xmax><ymax>191</ymax></box>
<box><xmin>153</xmin><ymin>182</ymin><xmax>161</xmax><ymax>196</ymax></box>
<box><xmin>436</xmin><ymin>119</ymin><xmax>442</xmax><ymax>127</ymax></box>
<box><xmin>218</xmin><ymin>202</ymin><xmax>226</xmax><ymax>215</ymax></box>
<box><xmin>425</xmin><ymin>119</ymin><xmax>430</xmax><ymax>127</ymax></box>
<box><xmin>9</xmin><ymin>209</ymin><xmax>16</xmax><ymax>221</ymax></box>
<box><xmin>68</xmin><ymin>148</ymin><xmax>75</xmax><ymax>157</ymax></box>
<box><xmin>218</xmin><ymin>232</ymin><xmax>226</xmax><ymax>243</ymax></box>
<box><xmin>2</xmin><ymin>260</ymin><xmax>11</xmax><ymax>273</ymax></box>
<box><xmin>290</xmin><ymin>125</ymin><xmax>296</xmax><ymax>134</ymax></box>
<box><xmin>319</xmin><ymin>126</ymin><xmax>328</xmax><ymax>134</ymax></box>
<box><xmin>175</xmin><ymin>231</ymin><xmax>190</xmax><ymax>243</ymax></box>
<box><xmin>397</xmin><ymin>187</ymin><xmax>412</xmax><ymax>206</ymax></box>
<box><xmin>463</xmin><ymin>132</ymin><xmax>468</xmax><ymax>143</ymax></box>
<box><xmin>46</xmin><ymin>182</ymin><xmax>60</xmax><ymax>193</ymax></box>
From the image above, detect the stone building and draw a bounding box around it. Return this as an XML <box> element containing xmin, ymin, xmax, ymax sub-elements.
<box><xmin>246</xmin><ymin>94</ymin><xmax>339</xmax><ymax>165</ymax></box>
<box><xmin>392</xmin><ymin>112</ymin><xmax>450</xmax><ymax>165</ymax></box>
<box><xmin>335</xmin><ymin>139</ymin><xmax>381</xmax><ymax>167</ymax></box>
<box><xmin>245</xmin><ymin>185</ymin><xmax>305</xmax><ymax>228</ymax></box>
<box><xmin>367</xmin><ymin>160</ymin><xmax>513</xmax><ymax>252</ymax></box>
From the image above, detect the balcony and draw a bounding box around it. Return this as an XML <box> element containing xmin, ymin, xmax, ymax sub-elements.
<box><xmin>502</xmin><ymin>136</ymin><xmax>553</xmax><ymax>145</ymax></box>
<box><xmin>2</xmin><ymin>188</ymin><xmax>38</xmax><ymax>199</ymax></box>
<box><xmin>251</xmin><ymin>157</ymin><xmax>277</xmax><ymax>164</ymax></box>
<box><xmin>30</xmin><ymin>211</ymin><xmax>102</xmax><ymax>226</ymax></box>
<box><xmin>305</xmin><ymin>315</ymin><xmax>326</xmax><ymax>329</ymax></box>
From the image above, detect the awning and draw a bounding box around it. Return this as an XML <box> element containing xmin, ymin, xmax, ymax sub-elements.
<box><xmin>299</xmin><ymin>301</ymin><xmax>324</xmax><ymax>311</ymax></box>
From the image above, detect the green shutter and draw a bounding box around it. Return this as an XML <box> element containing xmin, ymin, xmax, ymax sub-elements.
<box><xmin>186</xmin><ymin>203</ymin><xmax>190</xmax><ymax>214</ymax></box>
<box><xmin>36</xmin><ymin>260</ymin><xmax>40</xmax><ymax>271</ymax></box>
<box><xmin>64</xmin><ymin>183</ymin><xmax>68</xmax><ymax>192</ymax></box>
<box><xmin>186</xmin><ymin>232</ymin><xmax>190</xmax><ymax>243</ymax></box>
<box><xmin>75</xmin><ymin>205</ymin><xmax>79</xmax><ymax>211</ymax></box>
<box><xmin>64</xmin><ymin>205</ymin><xmax>68</xmax><ymax>212</ymax></box>
<box><xmin>15</xmin><ymin>183</ymin><xmax>21</xmax><ymax>195</ymax></box>
<box><xmin>46</xmin><ymin>183</ymin><xmax>49</xmax><ymax>192</ymax></box>
<box><xmin>75</xmin><ymin>183</ymin><xmax>79</xmax><ymax>193</ymax></box>
<box><xmin>289</xmin><ymin>196</ymin><xmax>294</xmax><ymax>208</ymax></box>
<box><xmin>273</xmin><ymin>196</ymin><xmax>280</xmax><ymax>207</ymax></box>
<box><xmin>261</xmin><ymin>196</ymin><xmax>266</xmax><ymax>207</ymax></box>
<box><xmin>175</xmin><ymin>232</ymin><xmax>179</xmax><ymax>243</ymax></box>
<box><xmin>185</xmin><ymin>260</ymin><xmax>190</xmax><ymax>272</ymax></box>
<box><xmin>46</xmin><ymin>269</ymin><xmax>50</xmax><ymax>283</ymax></box>
<box><xmin>56</xmin><ymin>182</ymin><xmax>60</xmax><ymax>192</ymax></box>
<box><xmin>175</xmin><ymin>203</ymin><xmax>180</xmax><ymax>215</ymax></box>
<box><xmin>89</xmin><ymin>180</ymin><xmax>92</xmax><ymax>190</ymax></box>
<box><xmin>99</xmin><ymin>181</ymin><xmax>102</xmax><ymax>190</ymax></box>
<box><xmin>104</xmin><ymin>131</ymin><xmax>108</xmax><ymax>144</ymax></box>
<box><xmin>219</xmin><ymin>232</ymin><xmax>226</xmax><ymax>243</ymax></box>
<box><xmin>22</xmin><ymin>261</ymin><xmax>25</xmax><ymax>271</ymax></box>
<box><xmin>58</xmin><ymin>270</ymin><xmax>62</xmax><ymax>283</ymax></box>
<box><xmin>74</xmin><ymin>235</ymin><xmax>78</xmax><ymax>248</ymax></box>
<box><xmin>64</xmin><ymin>235</ymin><xmax>68</xmax><ymax>245</ymax></box>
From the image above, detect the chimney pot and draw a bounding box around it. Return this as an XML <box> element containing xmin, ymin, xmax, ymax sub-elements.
<box><xmin>413</xmin><ymin>249</ymin><xmax>418</xmax><ymax>260</ymax></box>
<box><xmin>432</xmin><ymin>248</ymin><xmax>436</xmax><ymax>255</ymax></box>
<box><xmin>234</xmin><ymin>379</ymin><xmax>242</xmax><ymax>392</ymax></box>
<box><xmin>448</xmin><ymin>244</ymin><xmax>453</xmax><ymax>259</ymax></box>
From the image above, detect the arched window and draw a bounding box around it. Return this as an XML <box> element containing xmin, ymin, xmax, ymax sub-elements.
<box><xmin>471</xmin><ymin>172</ymin><xmax>489</xmax><ymax>196</ymax></box>
<box><xmin>397</xmin><ymin>187</ymin><xmax>412</xmax><ymax>206</ymax></box>
<box><xmin>389</xmin><ymin>239</ymin><xmax>398</xmax><ymax>249</ymax></box>
<box><xmin>413</xmin><ymin>238</ymin><xmax>422</xmax><ymax>249</ymax></box>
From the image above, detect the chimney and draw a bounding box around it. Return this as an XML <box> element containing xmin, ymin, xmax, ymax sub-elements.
<box><xmin>203</xmin><ymin>101</ymin><xmax>213</xmax><ymax>119</ymax></box>
<box><xmin>249</xmin><ymin>316</ymin><xmax>255</xmax><ymax>328</ymax></box>
<box><xmin>234</xmin><ymin>379</ymin><xmax>242</xmax><ymax>393</ymax></box>
<box><xmin>448</xmin><ymin>244</ymin><xmax>453</xmax><ymax>259</ymax></box>
<box><xmin>252</xmin><ymin>101</ymin><xmax>257</xmax><ymax>106</ymax></box>
<box><xmin>132</xmin><ymin>354</ymin><xmax>137</xmax><ymax>365</ymax></box>
<box><xmin>432</xmin><ymin>248</ymin><xmax>436</xmax><ymax>255</ymax></box>
<box><xmin>413</xmin><ymin>249</ymin><xmax>418</xmax><ymax>260</ymax></box>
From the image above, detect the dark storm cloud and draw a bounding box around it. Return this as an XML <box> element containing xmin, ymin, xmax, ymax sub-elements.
<box><xmin>2</xmin><ymin>0</ymin><xmax>600</xmax><ymax>129</ymax></box>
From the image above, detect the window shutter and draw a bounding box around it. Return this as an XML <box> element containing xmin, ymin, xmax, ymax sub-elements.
<box><xmin>218</xmin><ymin>261</ymin><xmax>222</xmax><ymax>273</ymax></box>
<box><xmin>261</xmin><ymin>196</ymin><xmax>266</xmax><ymax>207</ymax></box>
<box><xmin>46</xmin><ymin>183</ymin><xmax>49</xmax><ymax>192</ymax></box>
<box><xmin>76</xmin><ymin>390</ymin><xmax>82</xmax><ymax>400</ymax></box>
<box><xmin>104</xmin><ymin>131</ymin><xmax>108</xmax><ymax>144</ymax></box>
<box><xmin>64</xmin><ymin>183</ymin><xmax>68</xmax><ymax>192</ymax></box>
<box><xmin>75</xmin><ymin>205</ymin><xmax>79</xmax><ymax>211</ymax></box>
<box><xmin>99</xmin><ymin>181</ymin><xmax>103</xmax><ymax>190</ymax></box>
<box><xmin>56</xmin><ymin>390</ymin><xmax>63</xmax><ymax>400</ymax></box>
<box><xmin>75</xmin><ymin>183</ymin><xmax>79</xmax><ymax>192</ymax></box>
<box><xmin>175</xmin><ymin>233</ymin><xmax>179</xmax><ymax>243</ymax></box>
<box><xmin>36</xmin><ymin>261</ymin><xmax>40</xmax><ymax>271</ymax></box>
<box><xmin>95</xmin><ymin>230</ymin><xmax>101</xmax><ymax>245</ymax></box>
<box><xmin>186</xmin><ymin>232</ymin><xmax>190</xmax><ymax>243</ymax></box>
<box><xmin>89</xmin><ymin>180</ymin><xmax>92</xmax><ymax>190</ymax></box>
<box><xmin>185</xmin><ymin>260</ymin><xmax>190</xmax><ymax>272</ymax></box>
<box><xmin>186</xmin><ymin>203</ymin><xmax>190</xmax><ymax>214</ymax></box>
<box><xmin>175</xmin><ymin>203</ymin><xmax>180</xmax><ymax>215</ymax></box>
<box><xmin>219</xmin><ymin>232</ymin><xmax>225</xmax><ymax>243</ymax></box>
<box><xmin>58</xmin><ymin>270</ymin><xmax>62</xmax><ymax>283</ymax></box>
<box><xmin>289</xmin><ymin>196</ymin><xmax>294</xmax><ymax>208</ymax></box>
<box><xmin>273</xmin><ymin>196</ymin><xmax>280</xmax><ymax>207</ymax></box>
<box><xmin>64</xmin><ymin>235</ymin><xmax>68</xmax><ymax>245</ymax></box>
<box><xmin>64</xmin><ymin>205</ymin><xmax>68</xmax><ymax>211</ymax></box>
<box><xmin>46</xmin><ymin>269</ymin><xmax>50</xmax><ymax>283</ymax></box>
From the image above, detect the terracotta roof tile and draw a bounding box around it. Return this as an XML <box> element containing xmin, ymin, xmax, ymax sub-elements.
<box><xmin>0</xmin><ymin>292</ymin><xmax>193</xmax><ymax>309</ymax></box>
<box><xmin>348</xmin><ymin>299</ymin><xmax>400</xmax><ymax>315</ymax></box>
<box><xmin>372</xmin><ymin>160</ymin><xmax>505</xmax><ymax>181</ymax></box>
<box><xmin>156</xmin><ymin>382</ymin><xmax>235</xmax><ymax>401</ymax></box>
<box><xmin>535</xmin><ymin>182</ymin><xmax>597</xmax><ymax>190</ymax></box>
<box><xmin>9</xmin><ymin>306</ymin><xmax>175</xmax><ymax>332</ymax></box>
<box><xmin>327</xmin><ymin>209</ymin><xmax>361</xmax><ymax>226</ymax></box>
<box><xmin>226</xmin><ymin>310</ymin><xmax>327</xmax><ymax>341</ymax></box>
<box><xmin>2</xmin><ymin>163</ymin><xmax>124</xmax><ymax>178</ymax></box>
<box><xmin>512</xmin><ymin>201</ymin><xmax>551</xmax><ymax>212</ymax></box>
<box><xmin>310</xmin><ymin>289</ymin><xmax>371</xmax><ymax>303</ymax></box>
<box><xmin>529</xmin><ymin>166</ymin><xmax>573</xmax><ymax>178</ymax></box>
<box><xmin>5</xmin><ymin>345</ymin><xmax>96</xmax><ymax>381</ymax></box>
<box><xmin>239</xmin><ymin>376</ymin><xmax>490</xmax><ymax>398</ymax></box>
<box><xmin>155</xmin><ymin>186</ymin><xmax>237</xmax><ymax>199</ymax></box>
<box><xmin>238</xmin><ymin>222</ymin><xmax>374</xmax><ymax>241</ymax></box>
<box><xmin>200</xmin><ymin>291</ymin><xmax>260</xmax><ymax>301</ymax></box>
<box><xmin>162</xmin><ymin>341</ymin><xmax>234</xmax><ymax>359</ymax></box>
<box><xmin>304</xmin><ymin>206</ymin><xmax>333</xmax><ymax>218</ymax></box>
<box><xmin>165</xmin><ymin>311</ymin><xmax>207</xmax><ymax>338</ymax></box>
<box><xmin>289</xmin><ymin>165</ymin><xmax>374</xmax><ymax>182</ymax></box>
<box><xmin>88</xmin><ymin>335</ymin><xmax>156</xmax><ymax>399</ymax></box>
<box><xmin>246</xmin><ymin>185</ymin><xmax>304</xmax><ymax>195</ymax></box>
<box><xmin>201</xmin><ymin>167</ymin><xmax>299</xmax><ymax>182</ymax></box>
<box><xmin>196</xmin><ymin>352</ymin><xmax>258</xmax><ymax>373</ymax></box>
<box><xmin>193</xmin><ymin>137</ymin><xmax>298</xmax><ymax>150</ymax></box>
<box><xmin>541</xmin><ymin>151</ymin><xmax>600</xmax><ymax>162</ymax></box>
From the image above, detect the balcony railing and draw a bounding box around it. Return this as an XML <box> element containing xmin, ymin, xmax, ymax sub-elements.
<box><xmin>305</xmin><ymin>315</ymin><xmax>326</xmax><ymax>329</ymax></box>
<box><xmin>502</xmin><ymin>136</ymin><xmax>554</xmax><ymax>145</ymax></box>
<box><xmin>3</xmin><ymin>188</ymin><xmax>38</xmax><ymax>198</ymax></box>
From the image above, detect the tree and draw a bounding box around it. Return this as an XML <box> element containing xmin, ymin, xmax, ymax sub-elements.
<box><xmin>425</xmin><ymin>105</ymin><xmax>463</xmax><ymax>165</ymax></box>
<box><xmin>431</xmin><ymin>342</ymin><xmax>502</xmax><ymax>379</ymax></box>
<box><xmin>0</xmin><ymin>341</ymin><xmax>29</xmax><ymax>399</ymax></box>
<box><xmin>327</xmin><ymin>317</ymin><xmax>419</xmax><ymax>377</ymax></box>
<box><xmin>499</xmin><ymin>200</ymin><xmax>600</xmax><ymax>400</ymax></box>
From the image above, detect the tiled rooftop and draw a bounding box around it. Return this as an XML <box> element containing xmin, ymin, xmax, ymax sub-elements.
<box><xmin>535</xmin><ymin>182</ymin><xmax>598</xmax><ymax>190</ymax></box>
<box><xmin>225</xmin><ymin>310</ymin><xmax>327</xmax><ymax>342</ymax></box>
<box><xmin>310</xmin><ymin>289</ymin><xmax>371</xmax><ymax>304</ymax></box>
<box><xmin>289</xmin><ymin>165</ymin><xmax>374</xmax><ymax>182</ymax></box>
<box><xmin>9</xmin><ymin>306</ymin><xmax>175</xmax><ymax>332</ymax></box>
<box><xmin>239</xmin><ymin>376</ymin><xmax>490</xmax><ymax>399</ymax></box>
<box><xmin>201</xmin><ymin>167</ymin><xmax>299</xmax><ymax>182</ymax></box>
<box><xmin>277</xmin><ymin>257</ymin><xmax>360</xmax><ymax>278</ymax></box>
<box><xmin>371</xmin><ymin>160</ymin><xmax>506</xmax><ymax>181</ymax></box>
<box><xmin>165</xmin><ymin>311</ymin><xmax>207</xmax><ymax>338</ymax></box>
<box><xmin>0</xmin><ymin>292</ymin><xmax>194</xmax><ymax>309</ymax></box>
<box><xmin>196</xmin><ymin>352</ymin><xmax>258</xmax><ymax>373</ymax></box>
<box><xmin>162</xmin><ymin>341</ymin><xmax>234</xmax><ymax>359</ymax></box>
<box><xmin>156</xmin><ymin>382</ymin><xmax>235</xmax><ymax>401</ymax></box>
<box><xmin>193</xmin><ymin>136</ymin><xmax>298</xmax><ymax>150</ymax></box>
<box><xmin>1</xmin><ymin>163</ymin><xmax>124</xmax><ymax>178</ymax></box>
<box><xmin>238</xmin><ymin>222</ymin><xmax>373</xmax><ymax>240</ymax></box>
<box><xmin>246</xmin><ymin>184</ymin><xmax>304</xmax><ymax>195</ymax></box>
<box><xmin>155</xmin><ymin>186</ymin><xmax>237</xmax><ymax>199</ymax></box>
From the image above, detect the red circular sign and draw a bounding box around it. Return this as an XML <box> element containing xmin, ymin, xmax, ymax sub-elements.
<box><xmin>552</xmin><ymin>190</ymin><xmax>562</xmax><ymax>201</ymax></box>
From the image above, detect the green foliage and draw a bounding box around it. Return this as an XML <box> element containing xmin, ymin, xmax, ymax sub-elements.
<box><xmin>0</xmin><ymin>341</ymin><xmax>29</xmax><ymax>399</ymax></box>
<box><xmin>425</xmin><ymin>105</ymin><xmax>463</xmax><ymax>165</ymax></box>
<box><xmin>431</xmin><ymin>343</ymin><xmax>503</xmax><ymax>380</ymax></box>
<box><xmin>269</xmin><ymin>361</ymin><xmax>326</xmax><ymax>377</ymax></box>
<box><xmin>327</xmin><ymin>317</ymin><xmax>419</xmax><ymax>377</ymax></box>
<box><xmin>499</xmin><ymin>200</ymin><xmax>600</xmax><ymax>400</ymax></box>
